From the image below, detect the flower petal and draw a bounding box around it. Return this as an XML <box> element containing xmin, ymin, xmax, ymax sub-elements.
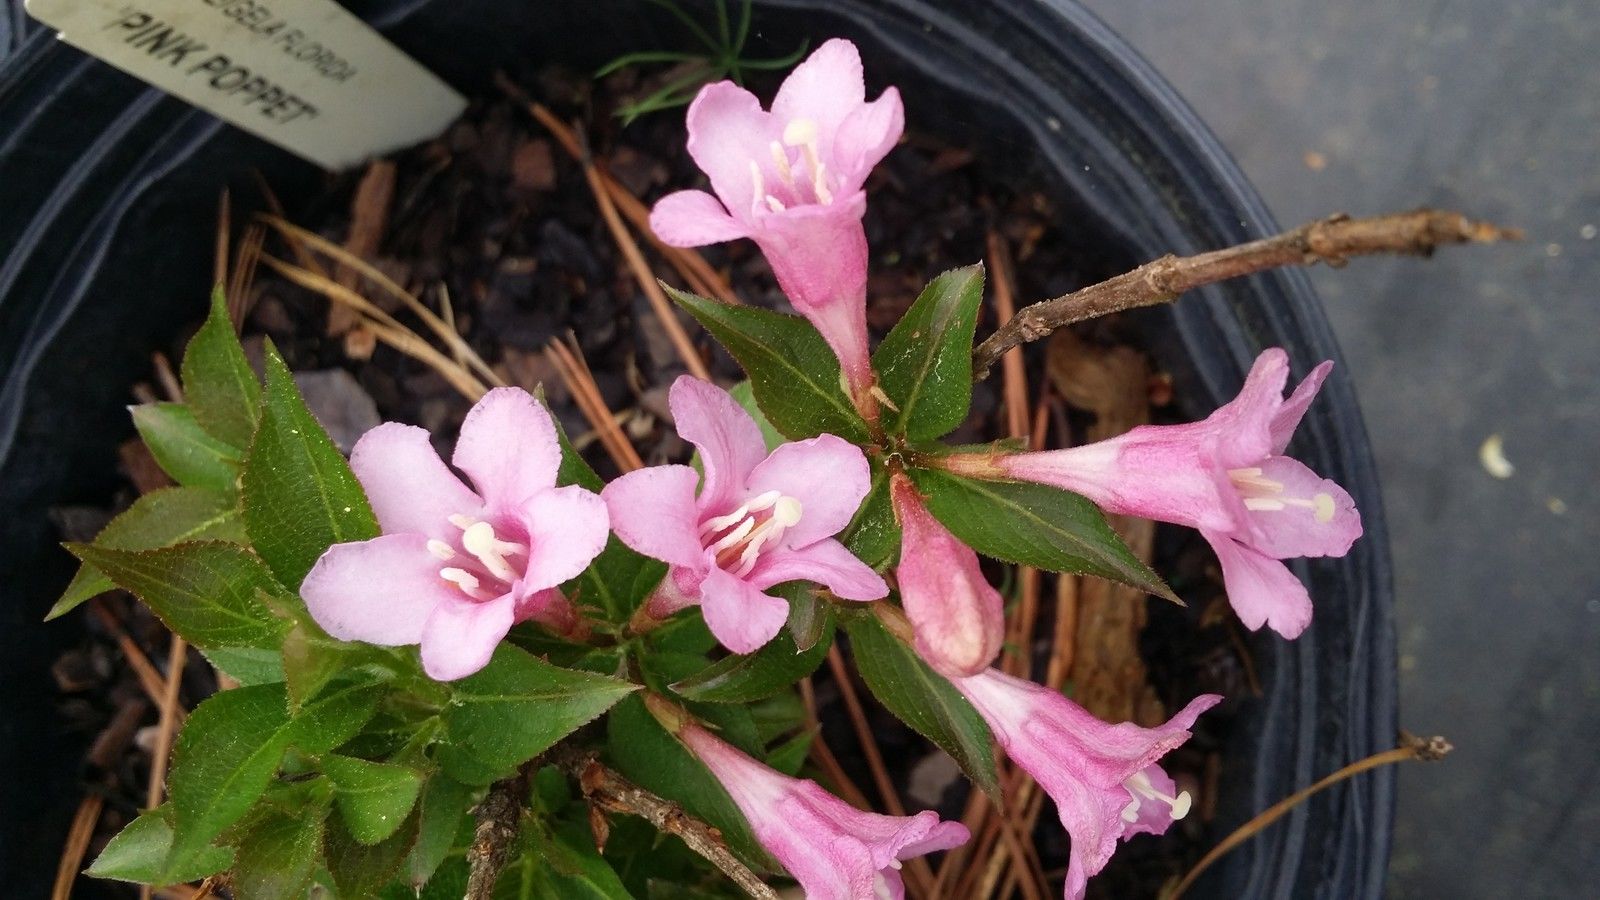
<box><xmin>350</xmin><ymin>423</ymin><xmax>481</xmax><ymax>539</ymax></box>
<box><xmin>831</xmin><ymin>87</ymin><xmax>904</xmax><ymax>191</ymax></box>
<box><xmin>1240</xmin><ymin>455</ymin><xmax>1362</xmax><ymax>559</ymax></box>
<box><xmin>685</xmin><ymin>81</ymin><xmax>777</xmax><ymax>221</ymax></box>
<box><xmin>649</xmin><ymin>189</ymin><xmax>750</xmax><ymax>247</ymax></box>
<box><xmin>517</xmin><ymin>485</ymin><xmax>611</xmax><ymax>591</ymax></box>
<box><xmin>1270</xmin><ymin>360</ymin><xmax>1333</xmax><ymax>454</ymax></box>
<box><xmin>893</xmin><ymin>474</ymin><xmax>1003</xmax><ymax>676</ymax></box>
<box><xmin>452</xmin><ymin>387</ymin><xmax>561</xmax><ymax>509</ymax></box>
<box><xmin>698</xmin><ymin>566</ymin><xmax>790</xmax><ymax>654</ymax></box>
<box><xmin>601</xmin><ymin>464</ymin><xmax>707</xmax><ymax>568</ymax></box>
<box><xmin>668</xmin><ymin>376</ymin><xmax>769</xmax><ymax>516</ymax></box>
<box><xmin>301</xmin><ymin>533</ymin><xmax>452</xmax><ymax>646</ymax></box>
<box><xmin>745</xmin><ymin>434</ymin><xmax>871</xmax><ymax>547</ymax></box>
<box><xmin>1208</xmin><ymin>349</ymin><xmax>1289</xmax><ymax>466</ymax></box>
<box><xmin>1203</xmin><ymin>531</ymin><xmax>1314</xmax><ymax>638</ymax></box>
<box><xmin>419</xmin><ymin>593</ymin><xmax>517</xmax><ymax>680</ymax></box>
<box><xmin>771</xmin><ymin>38</ymin><xmax>866</xmax><ymax>158</ymax></box>
<box><xmin>746</xmin><ymin>538</ymin><xmax>887</xmax><ymax>601</ymax></box>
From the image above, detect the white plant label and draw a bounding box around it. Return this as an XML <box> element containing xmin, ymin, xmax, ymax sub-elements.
<box><xmin>25</xmin><ymin>0</ymin><xmax>467</xmax><ymax>169</ymax></box>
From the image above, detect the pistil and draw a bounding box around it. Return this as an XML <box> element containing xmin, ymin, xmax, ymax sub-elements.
<box><xmin>1120</xmin><ymin>770</ymin><xmax>1192</xmax><ymax>824</ymax></box>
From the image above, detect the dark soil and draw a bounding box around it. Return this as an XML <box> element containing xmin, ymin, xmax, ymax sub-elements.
<box><xmin>54</xmin><ymin>65</ymin><xmax>1251</xmax><ymax>899</ymax></box>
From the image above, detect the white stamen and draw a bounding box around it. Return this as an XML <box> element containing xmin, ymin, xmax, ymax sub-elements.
<box><xmin>766</xmin><ymin>195</ymin><xmax>787</xmax><ymax>212</ymax></box>
<box><xmin>448</xmin><ymin>514</ymin><xmax>476</xmax><ymax>530</ymax></box>
<box><xmin>1244</xmin><ymin>497</ymin><xmax>1287</xmax><ymax>511</ymax></box>
<box><xmin>769</xmin><ymin>141</ymin><xmax>793</xmax><ymax>183</ymax></box>
<box><xmin>771</xmin><ymin>496</ymin><xmax>802</xmax><ymax>527</ymax></box>
<box><xmin>440</xmin><ymin>567</ymin><xmax>491</xmax><ymax>601</ymax></box>
<box><xmin>706</xmin><ymin>517</ymin><xmax>756</xmax><ymax>555</ymax></box>
<box><xmin>748</xmin><ymin>161</ymin><xmax>766</xmax><ymax>215</ymax></box>
<box><xmin>1122</xmin><ymin>770</ymin><xmax>1193</xmax><ymax>824</ymax></box>
<box><xmin>782</xmin><ymin>118</ymin><xmax>818</xmax><ymax>147</ymax></box>
<box><xmin>461</xmin><ymin>521</ymin><xmax>524</xmax><ymax>582</ymax></box>
<box><xmin>730</xmin><ymin>497</ymin><xmax>802</xmax><ymax>577</ymax></box>
<box><xmin>426</xmin><ymin>539</ymin><xmax>457</xmax><ymax>560</ymax></box>
<box><xmin>699</xmin><ymin>491</ymin><xmax>784</xmax><ymax>537</ymax></box>
<box><xmin>781</xmin><ymin>118</ymin><xmax>833</xmax><ymax>205</ymax></box>
<box><xmin>1229</xmin><ymin>467</ymin><xmax>1285</xmax><ymax>493</ymax></box>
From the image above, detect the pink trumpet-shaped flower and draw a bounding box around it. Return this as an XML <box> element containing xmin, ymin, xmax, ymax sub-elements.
<box><xmin>953</xmin><ymin>668</ymin><xmax>1221</xmax><ymax>900</ymax></box>
<box><xmin>956</xmin><ymin>348</ymin><xmax>1361</xmax><ymax>639</ymax></box>
<box><xmin>648</xmin><ymin>38</ymin><xmax>904</xmax><ymax>398</ymax></box>
<box><xmin>301</xmin><ymin>388</ymin><xmax>609</xmax><ymax>681</ymax></box>
<box><xmin>890</xmin><ymin>473</ymin><xmax>1003</xmax><ymax>677</ymax></box>
<box><xmin>602</xmin><ymin>376</ymin><xmax>887</xmax><ymax>653</ymax></box>
<box><xmin>681</xmin><ymin>722</ymin><xmax>969</xmax><ymax>899</ymax></box>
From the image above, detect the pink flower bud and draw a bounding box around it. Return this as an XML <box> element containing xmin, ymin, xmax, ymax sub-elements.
<box><xmin>890</xmin><ymin>473</ymin><xmax>1003</xmax><ymax>677</ymax></box>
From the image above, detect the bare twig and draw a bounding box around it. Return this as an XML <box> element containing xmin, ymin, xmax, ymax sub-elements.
<box><xmin>973</xmin><ymin>209</ymin><xmax>1520</xmax><ymax>378</ymax></box>
<box><xmin>1166</xmin><ymin>733</ymin><xmax>1453</xmax><ymax>898</ymax></box>
<box><xmin>546</xmin><ymin>336</ymin><xmax>645</xmax><ymax>472</ymax></box>
<box><xmin>146</xmin><ymin>635</ymin><xmax>187</xmax><ymax>809</ymax></box>
<box><xmin>466</xmin><ymin>776</ymin><xmax>524</xmax><ymax>900</ymax></box>
<box><xmin>88</xmin><ymin>600</ymin><xmax>169</xmax><ymax>707</ymax></box>
<box><xmin>552</xmin><ymin>747</ymin><xmax>779</xmax><ymax>900</ymax></box>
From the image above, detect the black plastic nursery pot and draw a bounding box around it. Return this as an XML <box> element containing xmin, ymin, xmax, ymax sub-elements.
<box><xmin>0</xmin><ymin>0</ymin><xmax>1396</xmax><ymax>896</ymax></box>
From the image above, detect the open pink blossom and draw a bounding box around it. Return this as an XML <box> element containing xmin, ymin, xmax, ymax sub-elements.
<box><xmin>602</xmin><ymin>376</ymin><xmax>886</xmax><ymax>653</ymax></box>
<box><xmin>953</xmin><ymin>668</ymin><xmax>1221</xmax><ymax>900</ymax></box>
<box><xmin>681</xmin><ymin>722</ymin><xmax>968</xmax><ymax>898</ymax></box>
<box><xmin>890</xmin><ymin>473</ymin><xmax>1003</xmax><ymax>677</ymax></box>
<box><xmin>949</xmin><ymin>349</ymin><xmax>1360</xmax><ymax>639</ymax></box>
<box><xmin>301</xmin><ymin>388</ymin><xmax>609</xmax><ymax>681</ymax></box>
<box><xmin>648</xmin><ymin>38</ymin><xmax>903</xmax><ymax>399</ymax></box>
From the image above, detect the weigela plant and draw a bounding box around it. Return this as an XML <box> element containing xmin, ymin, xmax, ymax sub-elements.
<box><xmin>60</xmin><ymin>37</ymin><xmax>1361</xmax><ymax>900</ymax></box>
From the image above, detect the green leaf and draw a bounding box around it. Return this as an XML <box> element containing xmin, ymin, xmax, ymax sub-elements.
<box><xmin>907</xmin><ymin>468</ymin><xmax>1172</xmax><ymax>599</ymax></box>
<box><xmin>786</xmin><ymin>584</ymin><xmax>830</xmax><ymax>653</ymax></box>
<box><xmin>282</xmin><ymin>621</ymin><xmax>398</xmax><ymax>710</ymax></box>
<box><xmin>671</xmin><ymin>596</ymin><xmax>834</xmax><ymax>703</ymax></box>
<box><xmin>241</xmin><ymin>342</ymin><xmax>379</xmax><ymax>589</ymax></box>
<box><xmin>606</xmin><ymin>694</ymin><xmax>769</xmax><ymax>869</ymax></box>
<box><xmin>841</xmin><ymin>463</ymin><xmax>898</xmax><ymax>568</ymax></box>
<box><xmin>532</xmin><ymin>820</ymin><xmax>636</xmax><ymax>899</ymax></box>
<box><xmin>438</xmin><ymin>645</ymin><xmax>638</xmax><ymax>785</ymax></box>
<box><xmin>131</xmin><ymin>402</ymin><xmax>241</xmax><ymax>493</ymax></box>
<box><xmin>841</xmin><ymin>612</ymin><xmax>999</xmax><ymax>799</ymax></box>
<box><xmin>164</xmin><ymin>683</ymin><xmax>296</xmax><ymax>869</ymax></box>
<box><xmin>324</xmin><ymin>806</ymin><xmax>420</xmax><ymax>897</ymax></box>
<box><xmin>230</xmin><ymin>777</ymin><xmax>332</xmax><ymax>900</ymax></box>
<box><xmin>872</xmin><ymin>266</ymin><xmax>985</xmax><ymax>440</ymax></box>
<box><xmin>323</xmin><ymin>755</ymin><xmax>425</xmax><ymax>846</ymax></box>
<box><xmin>670</xmin><ymin>285</ymin><xmax>867</xmax><ymax>442</ymax></box>
<box><xmin>86</xmin><ymin>808</ymin><xmax>234</xmax><ymax>885</ymax></box>
<box><xmin>405</xmin><ymin>775</ymin><xmax>478</xmax><ymax>889</ymax></box>
<box><xmin>66</xmin><ymin>542</ymin><xmax>285</xmax><ymax>651</ymax></box>
<box><xmin>288</xmin><ymin>675</ymin><xmax>388</xmax><ymax>754</ymax></box>
<box><xmin>49</xmin><ymin>486</ymin><xmax>244</xmax><ymax>620</ymax></box>
<box><xmin>764</xmin><ymin>728</ymin><xmax>815</xmax><ymax>776</ymax></box>
<box><xmin>181</xmin><ymin>284</ymin><xmax>262</xmax><ymax>448</ymax></box>
<box><xmin>199</xmin><ymin>645</ymin><xmax>285</xmax><ymax>686</ymax></box>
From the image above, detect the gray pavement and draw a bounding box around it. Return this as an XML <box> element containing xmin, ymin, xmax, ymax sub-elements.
<box><xmin>1076</xmin><ymin>1</ymin><xmax>1600</xmax><ymax>895</ymax></box>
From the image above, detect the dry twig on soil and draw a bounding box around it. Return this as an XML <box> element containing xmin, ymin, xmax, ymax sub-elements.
<box><xmin>973</xmin><ymin>209</ymin><xmax>1521</xmax><ymax>378</ymax></box>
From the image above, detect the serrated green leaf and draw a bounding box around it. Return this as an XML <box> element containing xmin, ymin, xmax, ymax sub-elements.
<box><xmin>164</xmin><ymin>683</ymin><xmax>296</xmax><ymax>869</ymax></box>
<box><xmin>324</xmin><ymin>806</ymin><xmax>420</xmax><ymax>897</ymax></box>
<box><xmin>606</xmin><ymin>694</ymin><xmax>770</xmax><ymax>870</ymax></box>
<box><xmin>322</xmin><ymin>755</ymin><xmax>425</xmax><ymax>846</ymax></box>
<box><xmin>86</xmin><ymin>808</ymin><xmax>234</xmax><ymax>885</ymax></box>
<box><xmin>405</xmin><ymin>775</ymin><xmax>478</xmax><ymax>889</ymax></box>
<box><xmin>289</xmin><ymin>675</ymin><xmax>388</xmax><ymax>754</ymax></box>
<box><xmin>841</xmin><ymin>463</ymin><xmax>898</xmax><ymax>568</ymax></box>
<box><xmin>907</xmin><ymin>468</ymin><xmax>1172</xmax><ymax>599</ymax></box>
<box><xmin>438</xmin><ymin>645</ymin><xmax>638</xmax><ymax>785</ymax></box>
<box><xmin>66</xmin><ymin>541</ymin><xmax>285</xmax><ymax>651</ymax></box>
<box><xmin>671</xmin><ymin>595</ymin><xmax>834</xmax><ymax>703</ymax></box>
<box><xmin>763</xmin><ymin>727</ymin><xmax>815</xmax><ymax>776</ymax></box>
<box><xmin>182</xmin><ymin>285</ymin><xmax>262</xmax><ymax>448</ymax></box>
<box><xmin>534</xmin><ymin>820</ymin><xmax>636</xmax><ymax>899</ymax></box>
<box><xmin>49</xmin><ymin>486</ymin><xmax>244</xmax><ymax>620</ymax></box>
<box><xmin>873</xmin><ymin>266</ymin><xmax>985</xmax><ymax>440</ymax></box>
<box><xmin>199</xmin><ymin>645</ymin><xmax>285</xmax><ymax>685</ymax></box>
<box><xmin>282</xmin><ymin>621</ymin><xmax>399</xmax><ymax>710</ymax></box>
<box><xmin>132</xmin><ymin>402</ymin><xmax>241</xmax><ymax>493</ymax></box>
<box><xmin>785</xmin><ymin>584</ymin><xmax>830</xmax><ymax>653</ymax></box>
<box><xmin>670</xmin><ymin>286</ymin><xmax>867</xmax><ymax>443</ymax></box>
<box><xmin>230</xmin><ymin>777</ymin><xmax>332</xmax><ymax>900</ymax></box>
<box><xmin>241</xmin><ymin>342</ymin><xmax>379</xmax><ymax>589</ymax></box>
<box><xmin>841</xmin><ymin>612</ymin><xmax>999</xmax><ymax>799</ymax></box>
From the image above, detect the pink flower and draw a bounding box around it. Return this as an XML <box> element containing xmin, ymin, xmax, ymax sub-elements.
<box><xmin>301</xmin><ymin>388</ymin><xmax>609</xmax><ymax>681</ymax></box>
<box><xmin>890</xmin><ymin>473</ymin><xmax>1003</xmax><ymax>677</ymax></box>
<box><xmin>966</xmin><ymin>349</ymin><xmax>1361</xmax><ymax>639</ymax></box>
<box><xmin>648</xmin><ymin>38</ymin><xmax>904</xmax><ymax>399</ymax></box>
<box><xmin>602</xmin><ymin>376</ymin><xmax>886</xmax><ymax>653</ymax></box>
<box><xmin>680</xmin><ymin>722</ymin><xmax>968</xmax><ymax>898</ymax></box>
<box><xmin>953</xmin><ymin>668</ymin><xmax>1220</xmax><ymax>900</ymax></box>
